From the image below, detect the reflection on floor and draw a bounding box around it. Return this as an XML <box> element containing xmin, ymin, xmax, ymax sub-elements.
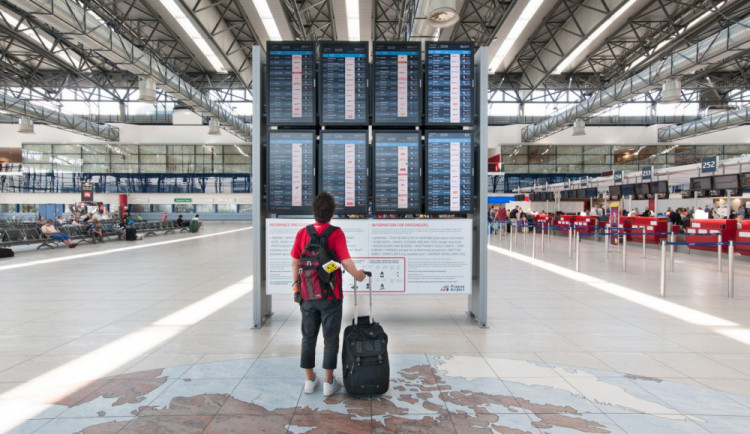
<box><xmin>1</xmin><ymin>223</ymin><xmax>750</xmax><ymax>433</ymax></box>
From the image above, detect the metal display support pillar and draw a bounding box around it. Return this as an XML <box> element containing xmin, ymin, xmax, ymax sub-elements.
<box><xmin>622</xmin><ymin>231</ymin><xmax>627</xmax><ymax>271</ymax></box>
<box><xmin>252</xmin><ymin>46</ymin><xmax>272</xmax><ymax>328</ymax></box>
<box><xmin>642</xmin><ymin>227</ymin><xmax>647</xmax><ymax>258</ymax></box>
<box><xmin>660</xmin><ymin>240</ymin><xmax>667</xmax><ymax>297</ymax></box>
<box><xmin>728</xmin><ymin>241</ymin><xmax>734</xmax><ymax>298</ymax></box>
<box><xmin>718</xmin><ymin>234</ymin><xmax>722</xmax><ymax>272</ymax></box>
<box><xmin>468</xmin><ymin>47</ymin><xmax>488</xmax><ymax>328</ymax></box>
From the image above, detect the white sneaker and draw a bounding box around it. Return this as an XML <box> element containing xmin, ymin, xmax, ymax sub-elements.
<box><xmin>323</xmin><ymin>378</ymin><xmax>341</xmax><ymax>397</ymax></box>
<box><xmin>304</xmin><ymin>376</ymin><xmax>319</xmax><ymax>394</ymax></box>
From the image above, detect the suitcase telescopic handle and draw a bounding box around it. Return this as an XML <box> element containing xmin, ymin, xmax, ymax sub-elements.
<box><xmin>352</xmin><ymin>270</ymin><xmax>373</xmax><ymax>322</ymax></box>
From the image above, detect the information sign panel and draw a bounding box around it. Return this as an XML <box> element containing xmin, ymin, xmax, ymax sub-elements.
<box><xmin>701</xmin><ymin>156</ymin><xmax>718</xmax><ymax>174</ymax></box>
<box><xmin>319</xmin><ymin>41</ymin><xmax>369</xmax><ymax>125</ymax></box>
<box><xmin>642</xmin><ymin>166</ymin><xmax>652</xmax><ymax>181</ymax></box>
<box><xmin>266</xmin><ymin>42</ymin><xmax>316</xmax><ymax>125</ymax></box>
<box><xmin>372</xmin><ymin>42</ymin><xmax>422</xmax><ymax>125</ymax></box>
<box><xmin>425</xmin><ymin>131</ymin><xmax>473</xmax><ymax>213</ymax></box>
<box><xmin>425</xmin><ymin>42</ymin><xmax>473</xmax><ymax>125</ymax></box>
<box><xmin>266</xmin><ymin>219</ymin><xmax>472</xmax><ymax>295</ymax></box>
<box><xmin>373</xmin><ymin>131</ymin><xmax>422</xmax><ymax>214</ymax></box>
<box><xmin>267</xmin><ymin>130</ymin><xmax>316</xmax><ymax>214</ymax></box>
<box><xmin>319</xmin><ymin>131</ymin><xmax>369</xmax><ymax>214</ymax></box>
<box><xmin>614</xmin><ymin>170</ymin><xmax>623</xmax><ymax>184</ymax></box>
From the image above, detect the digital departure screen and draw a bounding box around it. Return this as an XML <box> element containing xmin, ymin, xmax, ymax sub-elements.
<box><xmin>372</xmin><ymin>42</ymin><xmax>422</xmax><ymax>125</ymax></box>
<box><xmin>373</xmin><ymin>131</ymin><xmax>422</xmax><ymax>214</ymax></box>
<box><xmin>319</xmin><ymin>131</ymin><xmax>369</xmax><ymax>214</ymax></box>
<box><xmin>319</xmin><ymin>41</ymin><xmax>369</xmax><ymax>125</ymax></box>
<box><xmin>425</xmin><ymin>131</ymin><xmax>473</xmax><ymax>213</ymax></box>
<box><xmin>266</xmin><ymin>42</ymin><xmax>316</xmax><ymax>125</ymax></box>
<box><xmin>425</xmin><ymin>42</ymin><xmax>473</xmax><ymax>125</ymax></box>
<box><xmin>268</xmin><ymin>130</ymin><xmax>316</xmax><ymax>214</ymax></box>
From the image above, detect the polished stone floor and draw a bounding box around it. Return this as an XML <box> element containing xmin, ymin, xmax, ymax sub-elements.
<box><xmin>1</xmin><ymin>223</ymin><xmax>749</xmax><ymax>433</ymax></box>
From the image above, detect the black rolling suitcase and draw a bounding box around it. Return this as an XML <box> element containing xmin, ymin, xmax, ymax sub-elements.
<box><xmin>342</xmin><ymin>272</ymin><xmax>390</xmax><ymax>395</ymax></box>
<box><xmin>125</xmin><ymin>228</ymin><xmax>137</xmax><ymax>241</ymax></box>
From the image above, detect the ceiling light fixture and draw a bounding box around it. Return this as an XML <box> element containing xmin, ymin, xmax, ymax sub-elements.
<box><xmin>159</xmin><ymin>0</ymin><xmax>226</xmax><ymax>72</ymax></box>
<box><xmin>489</xmin><ymin>0</ymin><xmax>544</xmax><ymax>73</ymax></box>
<box><xmin>345</xmin><ymin>0</ymin><xmax>360</xmax><ymax>41</ymax></box>
<box><xmin>426</xmin><ymin>0</ymin><xmax>459</xmax><ymax>28</ymax></box>
<box><xmin>553</xmin><ymin>0</ymin><xmax>639</xmax><ymax>75</ymax></box>
<box><xmin>253</xmin><ymin>0</ymin><xmax>282</xmax><ymax>41</ymax></box>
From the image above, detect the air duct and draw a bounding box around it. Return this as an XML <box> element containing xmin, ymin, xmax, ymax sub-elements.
<box><xmin>138</xmin><ymin>76</ymin><xmax>156</xmax><ymax>103</ymax></box>
<box><xmin>572</xmin><ymin>119</ymin><xmax>585</xmax><ymax>136</ymax></box>
<box><xmin>208</xmin><ymin>117</ymin><xmax>220</xmax><ymax>135</ymax></box>
<box><xmin>660</xmin><ymin>78</ymin><xmax>681</xmax><ymax>103</ymax></box>
<box><xmin>658</xmin><ymin>105</ymin><xmax>750</xmax><ymax>142</ymax></box>
<box><xmin>18</xmin><ymin>116</ymin><xmax>34</xmax><ymax>133</ymax></box>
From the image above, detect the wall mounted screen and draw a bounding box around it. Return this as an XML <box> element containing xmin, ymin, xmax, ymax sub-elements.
<box><xmin>267</xmin><ymin>130</ymin><xmax>315</xmax><ymax>214</ymax></box>
<box><xmin>372</xmin><ymin>42</ymin><xmax>422</xmax><ymax>125</ymax></box>
<box><xmin>585</xmin><ymin>188</ymin><xmax>597</xmax><ymax>198</ymax></box>
<box><xmin>319</xmin><ymin>131</ymin><xmax>369</xmax><ymax>214</ymax></box>
<box><xmin>609</xmin><ymin>185</ymin><xmax>621</xmax><ymax>198</ymax></box>
<box><xmin>319</xmin><ymin>41</ymin><xmax>369</xmax><ymax>125</ymax></box>
<box><xmin>690</xmin><ymin>176</ymin><xmax>713</xmax><ymax>191</ymax></box>
<box><xmin>650</xmin><ymin>181</ymin><xmax>669</xmax><ymax>194</ymax></box>
<box><xmin>621</xmin><ymin>184</ymin><xmax>635</xmax><ymax>196</ymax></box>
<box><xmin>634</xmin><ymin>183</ymin><xmax>650</xmax><ymax>196</ymax></box>
<box><xmin>266</xmin><ymin>42</ymin><xmax>316</xmax><ymax>125</ymax></box>
<box><xmin>425</xmin><ymin>42</ymin><xmax>473</xmax><ymax>125</ymax></box>
<box><xmin>373</xmin><ymin>131</ymin><xmax>422</xmax><ymax>214</ymax></box>
<box><xmin>425</xmin><ymin>131</ymin><xmax>473</xmax><ymax>213</ymax></box>
<box><xmin>712</xmin><ymin>174</ymin><xmax>740</xmax><ymax>190</ymax></box>
<box><xmin>743</xmin><ymin>173</ymin><xmax>750</xmax><ymax>189</ymax></box>
<box><xmin>575</xmin><ymin>189</ymin><xmax>585</xmax><ymax>199</ymax></box>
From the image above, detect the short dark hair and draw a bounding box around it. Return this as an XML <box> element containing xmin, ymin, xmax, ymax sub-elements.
<box><xmin>313</xmin><ymin>192</ymin><xmax>335</xmax><ymax>223</ymax></box>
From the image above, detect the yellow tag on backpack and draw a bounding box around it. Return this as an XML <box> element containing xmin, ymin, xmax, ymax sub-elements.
<box><xmin>323</xmin><ymin>260</ymin><xmax>340</xmax><ymax>273</ymax></box>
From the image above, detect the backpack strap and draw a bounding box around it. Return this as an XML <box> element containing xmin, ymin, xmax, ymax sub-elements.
<box><xmin>306</xmin><ymin>224</ymin><xmax>317</xmax><ymax>238</ymax></box>
<box><xmin>320</xmin><ymin>225</ymin><xmax>339</xmax><ymax>239</ymax></box>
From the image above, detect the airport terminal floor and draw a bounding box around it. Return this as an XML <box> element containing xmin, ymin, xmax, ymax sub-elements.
<box><xmin>1</xmin><ymin>222</ymin><xmax>750</xmax><ymax>433</ymax></box>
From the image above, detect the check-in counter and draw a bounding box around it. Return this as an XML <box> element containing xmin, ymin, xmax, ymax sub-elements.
<box><xmin>685</xmin><ymin>219</ymin><xmax>737</xmax><ymax>253</ymax></box>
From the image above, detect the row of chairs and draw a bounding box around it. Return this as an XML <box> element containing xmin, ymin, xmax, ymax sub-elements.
<box><xmin>0</xmin><ymin>220</ymin><xmax>187</xmax><ymax>250</ymax></box>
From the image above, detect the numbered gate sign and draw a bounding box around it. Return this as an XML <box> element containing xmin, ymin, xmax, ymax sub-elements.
<box><xmin>641</xmin><ymin>166</ymin><xmax>652</xmax><ymax>181</ymax></box>
<box><xmin>701</xmin><ymin>156</ymin><xmax>718</xmax><ymax>174</ymax></box>
<box><xmin>614</xmin><ymin>171</ymin><xmax>623</xmax><ymax>184</ymax></box>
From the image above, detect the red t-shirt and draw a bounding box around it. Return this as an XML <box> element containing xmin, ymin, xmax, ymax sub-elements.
<box><xmin>290</xmin><ymin>222</ymin><xmax>351</xmax><ymax>262</ymax></box>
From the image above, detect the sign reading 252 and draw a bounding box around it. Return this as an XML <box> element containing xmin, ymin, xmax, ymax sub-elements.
<box><xmin>701</xmin><ymin>156</ymin><xmax>718</xmax><ymax>173</ymax></box>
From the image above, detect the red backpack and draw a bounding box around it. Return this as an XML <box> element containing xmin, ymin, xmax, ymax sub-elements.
<box><xmin>298</xmin><ymin>225</ymin><xmax>343</xmax><ymax>300</ymax></box>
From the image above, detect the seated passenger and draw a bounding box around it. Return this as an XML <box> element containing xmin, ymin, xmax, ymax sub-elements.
<box><xmin>189</xmin><ymin>215</ymin><xmax>202</xmax><ymax>233</ymax></box>
<box><xmin>176</xmin><ymin>215</ymin><xmax>185</xmax><ymax>227</ymax></box>
<box><xmin>40</xmin><ymin>220</ymin><xmax>77</xmax><ymax>248</ymax></box>
<box><xmin>91</xmin><ymin>221</ymin><xmax>104</xmax><ymax>243</ymax></box>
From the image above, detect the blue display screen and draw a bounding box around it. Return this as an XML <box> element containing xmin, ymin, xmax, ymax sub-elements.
<box><xmin>373</xmin><ymin>131</ymin><xmax>422</xmax><ymax>214</ymax></box>
<box><xmin>425</xmin><ymin>42</ymin><xmax>473</xmax><ymax>125</ymax></box>
<box><xmin>320</xmin><ymin>131</ymin><xmax>369</xmax><ymax>214</ymax></box>
<box><xmin>319</xmin><ymin>42</ymin><xmax>369</xmax><ymax>125</ymax></box>
<box><xmin>425</xmin><ymin>131</ymin><xmax>473</xmax><ymax>213</ymax></box>
<box><xmin>266</xmin><ymin>42</ymin><xmax>316</xmax><ymax>125</ymax></box>
<box><xmin>372</xmin><ymin>42</ymin><xmax>422</xmax><ymax>125</ymax></box>
<box><xmin>268</xmin><ymin>131</ymin><xmax>315</xmax><ymax>214</ymax></box>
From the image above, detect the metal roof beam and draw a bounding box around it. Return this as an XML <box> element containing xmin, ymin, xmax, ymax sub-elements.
<box><xmin>521</xmin><ymin>15</ymin><xmax>750</xmax><ymax>142</ymax></box>
<box><xmin>15</xmin><ymin>0</ymin><xmax>251</xmax><ymax>139</ymax></box>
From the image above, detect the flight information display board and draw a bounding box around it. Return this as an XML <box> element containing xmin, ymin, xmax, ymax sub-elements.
<box><xmin>425</xmin><ymin>42</ymin><xmax>473</xmax><ymax>125</ymax></box>
<box><xmin>266</xmin><ymin>42</ymin><xmax>316</xmax><ymax>125</ymax></box>
<box><xmin>425</xmin><ymin>131</ymin><xmax>473</xmax><ymax>213</ymax></box>
<box><xmin>319</xmin><ymin>41</ymin><xmax>369</xmax><ymax>125</ymax></box>
<box><xmin>268</xmin><ymin>130</ymin><xmax>316</xmax><ymax>214</ymax></box>
<box><xmin>372</xmin><ymin>42</ymin><xmax>422</xmax><ymax>125</ymax></box>
<box><xmin>319</xmin><ymin>131</ymin><xmax>369</xmax><ymax>214</ymax></box>
<box><xmin>373</xmin><ymin>131</ymin><xmax>422</xmax><ymax>214</ymax></box>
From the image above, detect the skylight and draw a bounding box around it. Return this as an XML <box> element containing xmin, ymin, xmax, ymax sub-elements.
<box><xmin>159</xmin><ymin>0</ymin><xmax>226</xmax><ymax>73</ymax></box>
<box><xmin>489</xmin><ymin>0</ymin><xmax>544</xmax><ymax>73</ymax></box>
<box><xmin>345</xmin><ymin>0</ymin><xmax>360</xmax><ymax>41</ymax></box>
<box><xmin>253</xmin><ymin>0</ymin><xmax>282</xmax><ymax>41</ymax></box>
<box><xmin>553</xmin><ymin>0</ymin><xmax>639</xmax><ymax>75</ymax></box>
